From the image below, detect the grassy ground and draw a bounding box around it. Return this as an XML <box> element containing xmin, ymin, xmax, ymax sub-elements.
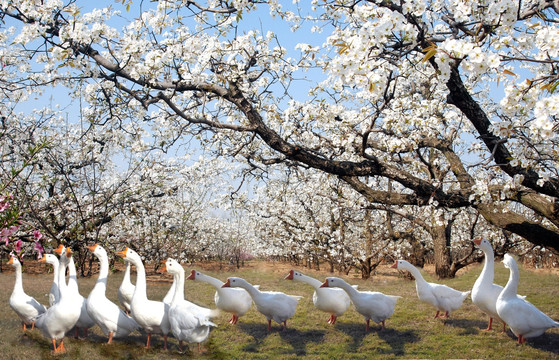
<box><xmin>1</xmin><ymin>258</ymin><xmax>558</xmax><ymax>359</ymax></box>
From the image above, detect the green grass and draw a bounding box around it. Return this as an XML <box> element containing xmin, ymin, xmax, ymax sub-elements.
<box><xmin>1</xmin><ymin>259</ymin><xmax>558</xmax><ymax>359</ymax></box>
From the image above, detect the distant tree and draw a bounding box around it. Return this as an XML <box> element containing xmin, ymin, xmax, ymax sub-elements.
<box><xmin>2</xmin><ymin>1</ymin><xmax>559</xmax><ymax>274</ymax></box>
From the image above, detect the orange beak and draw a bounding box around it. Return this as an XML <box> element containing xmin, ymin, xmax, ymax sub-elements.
<box><xmin>284</xmin><ymin>270</ymin><xmax>294</xmax><ymax>280</ymax></box>
<box><xmin>116</xmin><ymin>248</ymin><xmax>128</xmax><ymax>259</ymax></box>
<box><xmin>222</xmin><ymin>279</ymin><xmax>231</xmax><ymax>288</ymax></box>
<box><xmin>86</xmin><ymin>244</ymin><xmax>97</xmax><ymax>252</ymax></box>
<box><xmin>186</xmin><ymin>269</ymin><xmax>196</xmax><ymax>280</ymax></box>
<box><xmin>40</xmin><ymin>256</ymin><xmax>47</xmax><ymax>263</ymax></box>
<box><xmin>161</xmin><ymin>260</ymin><xmax>167</xmax><ymax>272</ymax></box>
<box><xmin>390</xmin><ymin>262</ymin><xmax>398</xmax><ymax>269</ymax></box>
<box><xmin>7</xmin><ymin>257</ymin><xmax>14</xmax><ymax>265</ymax></box>
<box><xmin>54</xmin><ymin>244</ymin><xmax>64</xmax><ymax>255</ymax></box>
<box><xmin>65</xmin><ymin>248</ymin><xmax>73</xmax><ymax>258</ymax></box>
<box><xmin>473</xmin><ymin>237</ymin><xmax>482</xmax><ymax>246</ymax></box>
<box><xmin>320</xmin><ymin>280</ymin><xmax>328</xmax><ymax>288</ymax></box>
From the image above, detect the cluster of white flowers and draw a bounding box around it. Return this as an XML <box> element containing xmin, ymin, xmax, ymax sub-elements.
<box><xmin>536</xmin><ymin>26</ymin><xmax>559</xmax><ymax>59</ymax></box>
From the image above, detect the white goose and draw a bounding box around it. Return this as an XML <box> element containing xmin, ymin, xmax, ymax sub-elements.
<box><xmin>85</xmin><ymin>244</ymin><xmax>139</xmax><ymax>343</ymax></box>
<box><xmin>44</xmin><ymin>253</ymin><xmax>60</xmax><ymax>306</ymax></box>
<box><xmin>116</xmin><ymin>247</ymin><xmax>170</xmax><ymax>349</ymax></box>
<box><xmin>118</xmin><ymin>260</ymin><xmax>134</xmax><ymax>314</ymax></box>
<box><xmin>472</xmin><ymin>237</ymin><xmax>525</xmax><ymax>332</ymax></box>
<box><xmin>56</xmin><ymin>246</ymin><xmax>96</xmax><ymax>338</ymax></box>
<box><xmin>222</xmin><ymin>276</ymin><xmax>302</xmax><ymax>331</ymax></box>
<box><xmin>35</xmin><ymin>247</ymin><xmax>81</xmax><ymax>353</ymax></box>
<box><xmin>187</xmin><ymin>269</ymin><xmax>253</xmax><ymax>325</ymax></box>
<box><xmin>8</xmin><ymin>255</ymin><xmax>47</xmax><ymax>331</ymax></box>
<box><xmin>496</xmin><ymin>254</ymin><xmax>559</xmax><ymax>344</ymax></box>
<box><xmin>164</xmin><ymin>259</ymin><xmax>218</xmax><ymax>352</ymax></box>
<box><xmin>391</xmin><ymin>260</ymin><xmax>470</xmax><ymax>318</ymax></box>
<box><xmin>320</xmin><ymin>277</ymin><xmax>400</xmax><ymax>331</ymax></box>
<box><xmin>162</xmin><ymin>270</ymin><xmax>177</xmax><ymax>305</ymax></box>
<box><xmin>285</xmin><ymin>270</ymin><xmax>351</xmax><ymax>325</ymax></box>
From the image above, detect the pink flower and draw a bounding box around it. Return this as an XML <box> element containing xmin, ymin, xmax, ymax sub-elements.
<box><xmin>1</xmin><ymin>228</ymin><xmax>9</xmax><ymax>244</ymax></box>
<box><xmin>33</xmin><ymin>230</ymin><xmax>43</xmax><ymax>240</ymax></box>
<box><xmin>14</xmin><ymin>239</ymin><xmax>22</xmax><ymax>253</ymax></box>
<box><xmin>34</xmin><ymin>241</ymin><xmax>44</xmax><ymax>259</ymax></box>
<box><xmin>0</xmin><ymin>195</ymin><xmax>9</xmax><ymax>212</ymax></box>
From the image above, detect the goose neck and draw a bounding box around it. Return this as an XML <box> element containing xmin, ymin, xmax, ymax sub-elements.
<box><xmin>238</xmin><ymin>280</ymin><xmax>260</xmax><ymax>298</ymax></box>
<box><xmin>130</xmin><ymin>257</ymin><xmax>147</xmax><ymax>300</ymax></box>
<box><xmin>200</xmin><ymin>274</ymin><xmax>224</xmax><ymax>289</ymax></box>
<box><xmin>57</xmin><ymin>259</ymin><xmax>68</xmax><ymax>296</ymax></box>
<box><xmin>478</xmin><ymin>248</ymin><xmax>495</xmax><ymax>284</ymax></box>
<box><xmin>68</xmin><ymin>257</ymin><xmax>79</xmax><ymax>292</ymax></box>
<box><xmin>172</xmin><ymin>270</ymin><xmax>185</xmax><ymax>304</ymax></box>
<box><xmin>335</xmin><ymin>280</ymin><xmax>359</xmax><ymax>297</ymax></box>
<box><xmin>296</xmin><ymin>274</ymin><xmax>322</xmax><ymax>289</ymax></box>
<box><xmin>51</xmin><ymin>260</ymin><xmax>60</xmax><ymax>285</ymax></box>
<box><xmin>501</xmin><ymin>263</ymin><xmax>519</xmax><ymax>299</ymax></box>
<box><xmin>93</xmin><ymin>253</ymin><xmax>109</xmax><ymax>294</ymax></box>
<box><xmin>123</xmin><ymin>262</ymin><xmax>132</xmax><ymax>284</ymax></box>
<box><xmin>403</xmin><ymin>263</ymin><xmax>428</xmax><ymax>285</ymax></box>
<box><xmin>13</xmin><ymin>262</ymin><xmax>23</xmax><ymax>292</ymax></box>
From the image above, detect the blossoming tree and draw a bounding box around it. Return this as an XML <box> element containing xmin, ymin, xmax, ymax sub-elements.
<box><xmin>1</xmin><ymin>0</ymin><xmax>558</xmax><ymax>277</ymax></box>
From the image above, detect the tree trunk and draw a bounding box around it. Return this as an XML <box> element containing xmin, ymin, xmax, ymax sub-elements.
<box><xmin>432</xmin><ymin>225</ymin><xmax>453</xmax><ymax>278</ymax></box>
<box><xmin>360</xmin><ymin>258</ymin><xmax>372</xmax><ymax>280</ymax></box>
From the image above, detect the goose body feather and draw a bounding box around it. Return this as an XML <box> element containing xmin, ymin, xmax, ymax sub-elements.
<box><xmin>496</xmin><ymin>254</ymin><xmax>559</xmax><ymax>343</ymax></box>
<box><xmin>223</xmin><ymin>276</ymin><xmax>301</xmax><ymax>330</ymax></box>
<box><xmin>86</xmin><ymin>244</ymin><xmax>138</xmax><ymax>342</ymax></box>
<box><xmin>392</xmin><ymin>260</ymin><xmax>469</xmax><ymax>318</ymax></box>
<box><xmin>8</xmin><ymin>255</ymin><xmax>47</xmax><ymax>330</ymax></box>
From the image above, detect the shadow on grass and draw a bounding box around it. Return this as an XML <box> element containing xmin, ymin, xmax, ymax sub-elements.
<box><xmin>278</xmin><ymin>327</ymin><xmax>326</xmax><ymax>356</ymax></box>
<box><xmin>504</xmin><ymin>330</ymin><xmax>559</xmax><ymax>355</ymax></box>
<box><xmin>334</xmin><ymin>321</ymin><xmax>420</xmax><ymax>356</ymax></box>
<box><xmin>237</xmin><ymin>322</ymin><xmax>326</xmax><ymax>356</ymax></box>
<box><xmin>442</xmin><ymin>318</ymin><xmax>489</xmax><ymax>335</ymax></box>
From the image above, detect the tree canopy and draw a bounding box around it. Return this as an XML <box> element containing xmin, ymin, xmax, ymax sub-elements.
<box><xmin>1</xmin><ymin>0</ymin><xmax>559</xmax><ymax>275</ymax></box>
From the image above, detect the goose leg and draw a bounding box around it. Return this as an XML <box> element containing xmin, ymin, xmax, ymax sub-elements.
<box><xmin>366</xmin><ymin>319</ymin><xmax>370</xmax><ymax>331</ymax></box>
<box><xmin>178</xmin><ymin>340</ymin><xmax>184</xmax><ymax>352</ymax></box>
<box><xmin>501</xmin><ymin>321</ymin><xmax>507</xmax><ymax>333</ymax></box>
<box><xmin>51</xmin><ymin>339</ymin><xmax>58</xmax><ymax>352</ymax></box>
<box><xmin>31</xmin><ymin>321</ymin><xmax>35</xmax><ymax>330</ymax></box>
<box><xmin>145</xmin><ymin>333</ymin><xmax>152</xmax><ymax>349</ymax></box>
<box><xmin>282</xmin><ymin>320</ymin><xmax>287</xmax><ymax>330</ymax></box>
<box><xmin>380</xmin><ymin>320</ymin><xmax>386</xmax><ymax>330</ymax></box>
<box><xmin>267</xmin><ymin>319</ymin><xmax>272</xmax><ymax>331</ymax></box>
<box><xmin>483</xmin><ymin>317</ymin><xmax>493</xmax><ymax>331</ymax></box>
<box><xmin>434</xmin><ymin>311</ymin><xmax>440</xmax><ymax>318</ymax></box>
<box><xmin>56</xmin><ymin>340</ymin><xmax>66</xmax><ymax>353</ymax></box>
<box><xmin>163</xmin><ymin>334</ymin><xmax>168</xmax><ymax>350</ymax></box>
<box><xmin>107</xmin><ymin>331</ymin><xmax>114</xmax><ymax>344</ymax></box>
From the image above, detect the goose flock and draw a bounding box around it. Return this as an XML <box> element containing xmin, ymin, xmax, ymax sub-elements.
<box><xmin>6</xmin><ymin>238</ymin><xmax>559</xmax><ymax>353</ymax></box>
